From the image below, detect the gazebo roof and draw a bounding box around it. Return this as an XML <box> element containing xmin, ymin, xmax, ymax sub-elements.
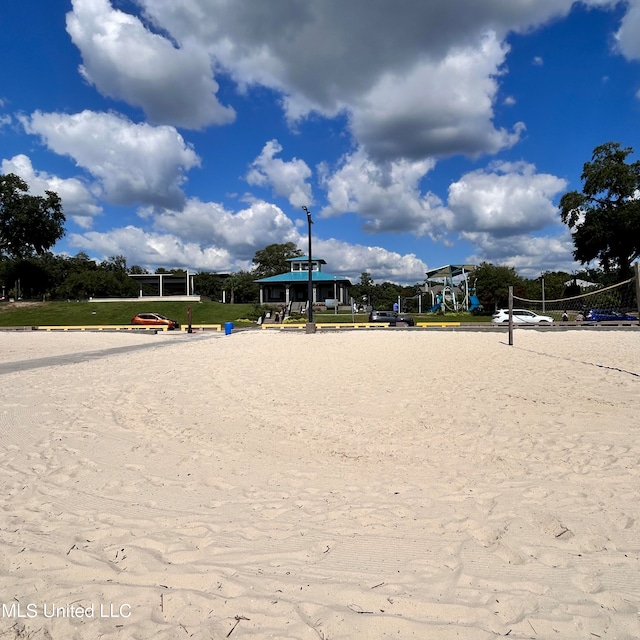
<box><xmin>255</xmin><ymin>272</ymin><xmax>352</xmax><ymax>284</ymax></box>
<box><xmin>425</xmin><ymin>264</ymin><xmax>477</xmax><ymax>279</ymax></box>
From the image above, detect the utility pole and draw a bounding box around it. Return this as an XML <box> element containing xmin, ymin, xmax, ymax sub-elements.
<box><xmin>301</xmin><ymin>206</ymin><xmax>315</xmax><ymax>332</ymax></box>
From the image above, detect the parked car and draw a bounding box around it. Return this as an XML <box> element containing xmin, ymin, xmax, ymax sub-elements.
<box><xmin>585</xmin><ymin>309</ymin><xmax>638</xmax><ymax>322</ymax></box>
<box><xmin>369</xmin><ymin>310</ymin><xmax>415</xmax><ymax>326</ymax></box>
<box><xmin>131</xmin><ymin>312</ymin><xmax>180</xmax><ymax>329</ymax></box>
<box><xmin>491</xmin><ymin>309</ymin><xmax>554</xmax><ymax>324</ymax></box>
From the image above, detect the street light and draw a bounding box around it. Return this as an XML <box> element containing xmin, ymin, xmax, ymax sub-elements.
<box><xmin>301</xmin><ymin>206</ymin><xmax>313</xmax><ymax>324</ymax></box>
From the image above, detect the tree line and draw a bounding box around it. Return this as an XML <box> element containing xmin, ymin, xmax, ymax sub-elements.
<box><xmin>0</xmin><ymin>244</ymin><xmax>617</xmax><ymax>312</ymax></box>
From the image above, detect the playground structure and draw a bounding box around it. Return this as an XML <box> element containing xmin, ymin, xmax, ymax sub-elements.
<box><xmin>422</xmin><ymin>265</ymin><xmax>481</xmax><ymax>314</ymax></box>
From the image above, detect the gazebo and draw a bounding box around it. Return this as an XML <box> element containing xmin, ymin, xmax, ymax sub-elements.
<box><xmin>255</xmin><ymin>256</ymin><xmax>351</xmax><ymax>308</ymax></box>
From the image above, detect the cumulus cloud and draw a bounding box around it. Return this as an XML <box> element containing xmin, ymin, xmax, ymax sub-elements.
<box><xmin>246</xmin><ymin>140</ymin><xmax>313</xmax><ymax>207</ymax></box>
<box><xmin>152</xmin><ymin>197</ymin><xmax>299</xmax><ymax>259</ymax></box>
<box><xmin>135</xmin><ymin>0</ymin><xmax>587</xmax><ymax>160</ymax></box>
<box><xmin>318</xmin><ymin>156</ymin><xmax>569</xmax><ymax>272</ymax></box>
<box><xmin>448</xmin><ymin>161</ymin><xmax>567</xmax><ymax>236</ymax></box>
<box><xmin>69</xmin><ymin>225</ymin><xmax>242</xmax><ymax>272</ymax></box>
<box><xmin>66</xmin><ymin>0</ymin><xmax>235</xmax><ymax>129</ymax></box>
<box><xmin>1</xmin><ymin>154</ymin><xmax>102</xmax><ymax>228</ymax></box>
<box><xmin>61</xmin><ymin>0</ymin><xmax>639</xmax><ymax>165</ymax></box>
<box><xmin>21</xmin><ymin>110</ymin><xmax>200</xmax><ymax>210</ymax></box>
<box><xmin>615</xmin><ymin>0</ymin><xmax>640</xmax><ymax>60</ymax></box>
<box><xmin>320</xmin><ymin>148</ymin><xmax>452</xmax><ymax>238</ymax></box>
<box><xmin>465</xmin><ymin>231</ymin><xmax>579</xmax><ymax>279</ymax></box>
<box><xmin>312</xmin><ymin>237</ymin><xmax>429</xmax><ymax>283</ymax></box>
<box><xmin>350</xmin><ymin>33</ymin><xmax>524</xmax><ymax>160</ymax></box>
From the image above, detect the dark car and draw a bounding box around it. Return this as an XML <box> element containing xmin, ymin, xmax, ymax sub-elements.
<box><xmin>131</xmin><ymin>312</ymin><xmax>180</xmax><ymax>329</ymax></box>
<box><xmin>369</xmin><ymin>310</ymin><xmax>415</xmax><ymax>326</ymax></box>
<box><xmin>585</xmin><ymin>309</ymin><xmax>638</xmax><ymax>322</ymax></box>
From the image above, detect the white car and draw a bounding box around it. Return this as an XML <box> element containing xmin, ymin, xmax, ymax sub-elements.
<box><xmin>491</xmin><ymin>309</ymin><xmax>554</xmax><ymax>324</ymax></box>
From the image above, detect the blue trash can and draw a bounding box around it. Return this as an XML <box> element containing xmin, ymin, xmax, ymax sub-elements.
<box><xmin>224</xmin><ymin>322</ymin><xmax>234</xmax><ymax>335</ymax></box>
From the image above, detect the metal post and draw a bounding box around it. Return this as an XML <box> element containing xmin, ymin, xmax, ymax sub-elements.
<box><xmin>541</xmin><ymin>276</ymin><xmax>545</xmax><ymax>312</ymax></box>
<box><xmin>508</xmin><ymin>285</ymin><xmax>514</xmax><ymax>346</ymax></box>
<box><xmin>635</xmin><ymin>262</ymin><xmax>640</xmax><ymax>320</ymax></box>
<box><xmin>301</xmin><ymin>206</ymin><xmax>315</xmax><ymax>329</ymax></box>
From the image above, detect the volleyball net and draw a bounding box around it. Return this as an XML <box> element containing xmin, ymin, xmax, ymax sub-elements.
<box><xmin>513</xmin><ymin>272</ymin><xmax>638</xmax><ymax>322</ymax></box>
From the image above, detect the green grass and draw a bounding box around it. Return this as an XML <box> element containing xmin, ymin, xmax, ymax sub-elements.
<box><xmin>0</xmin><ymin>301</ymin><xmax>493</xmax><ymax>327</ymax></box>
<box><xmin>0</xmin><ymin>301</ymin><xmax>257</xmax><ymax>327</ymax></box>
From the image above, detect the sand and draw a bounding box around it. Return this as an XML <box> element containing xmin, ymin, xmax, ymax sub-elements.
<box><xmin>0</xmin><ymin>328</ymin><xmax>639</xmax><ymax>639</ymax></box>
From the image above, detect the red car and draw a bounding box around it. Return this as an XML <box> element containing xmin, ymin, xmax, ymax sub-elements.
<box><xmin>131</xmin><ymin>313</ymin><xmax>180</xmax><ymax>330</ymax></box>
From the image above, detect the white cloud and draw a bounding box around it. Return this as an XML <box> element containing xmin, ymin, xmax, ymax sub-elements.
<box><xmin>350</xmin><ymin>32</ymin><xmax>524</xmax><ymax>160</ymax></box>
<box><xmin>312</xmin><ymin>237</ymin><xmax>429</xmax><ymax>284</ymax></box>
<box><xmin>152</xmin><ymin>197</ymin><xmax>299</xmax><ymax>259</ymax></box>
<box><xmin>448</xmin><ymin>161</ymin><xmax>567</xmax><ymax>236</ymax></box>
<box><xmin>135</xmin><ymin>0</ymin><xmax>585</xmax><ymax>160</ymax></box>
<box><xmin>465</xmin><ymin>231</ymin><xmax>580</xmax><ymax>279</ymax></box>
<box><xmin>1</xmin><ymin>154</ymin><xmax>102</xmax><ymax>228</ymax></box>
<box><xmin>61</xmin><ymin>0</ymin><xmax>639</xmax><ymax>167</ymax></box>
<box><xmin>21</xmin><ymin>110</ymin><xmax>200</xmax><ymax>210</ymax></box>
<box><xmin>318</xmin><ymin>156</ymin><xmax>570</xmax><ymax>275</ymax></box>
<box><xmin>66</xmin><ymin>0</ymin><xmax>235</xmax><ymax>129</ymax></box>
<box><xmin>245</xmin><ymin>140</ymin><xmax>313</xmax><ymax>207</ymax></box>
<box><xmin>533</xmin><ymin>56</ymin><xmax>544</xmax><ymax>66</ymax></box>
<box><xmin>69</xmin><ymin>225</ymin><xmax>241</xmax><ymax>272</ymax></box>
<box><xmin>320</xmin><ymin>148</ymin><xmax>452</xmax><ymax>239</ymax></box>
<box><xmin>615</xmin><ymin>0</ymin><xmax>640</xmax><ymax>60</ymax></box>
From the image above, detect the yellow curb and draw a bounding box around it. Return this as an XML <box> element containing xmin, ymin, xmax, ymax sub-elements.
<box><xmin>35</xmin><ymin>325</ymin><xmax>167</xmax><ymax>331</ymax></box>
<box><xmin>416</xmin><ymin>322</ymin><xmax>461</xmax><ymax>327</ymax></box>
<box><xmin>183</xmin><ymin>324</ymin><xmax>222</xmax><ymax>331</ymax></box>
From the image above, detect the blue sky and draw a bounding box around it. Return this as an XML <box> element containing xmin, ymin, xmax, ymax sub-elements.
<box><xmin>2</xmin><ymin>0</ymin><xmax>639</xmax><ymax>284</ymax></box>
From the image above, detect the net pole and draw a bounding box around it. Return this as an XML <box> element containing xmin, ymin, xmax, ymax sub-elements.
<box><xmin>508</xmin><ymin>285</ymin><xmax>514</xmax><ymax>346</ymax></box>
<box><xmin>635</xmin><ymin>262</ymin><xmax>640</xmax><ymax>318</ymax></box>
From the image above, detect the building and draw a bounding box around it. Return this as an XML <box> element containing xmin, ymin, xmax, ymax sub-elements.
<box><xmin>255</xmin><ymin>256</ymin><xmax>351</xmax><ymax>308</ymax></box>
<box><xmin>127</xmin><ymin>271</ymin><xmax>200</xmax><ymax>302</ymax></box>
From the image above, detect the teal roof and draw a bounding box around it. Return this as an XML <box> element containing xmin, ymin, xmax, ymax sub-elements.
<box><xmin>256</xmin><ymin>272</ymin><xmax>351</xmax><ymax>285</ymax></box>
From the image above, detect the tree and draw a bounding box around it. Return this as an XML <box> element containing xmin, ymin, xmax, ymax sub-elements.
<box><xmin>252</xmin><ymin>242</ymin><xmax>303</xmax><ymax>279</ymax></box>
<box><xmin>0</xmin><ymin>173</ymin><xmax>65</xmax><ymax>259</ymax></box>
<box><xmin>226</xmin><ymin>270</ymin><xmax>259</xmax><ymax>304</ymax></box>
<box><xmin>474</xmin><ymin>262</ymin><xmax>524</xmax><ymax>310</ymax></box>
<box><xmin>348</xmin><ymin>272</ymin><xmax>375</xmax><ymax>309</ymax></box>
<box><xmin>128</xmin><ymin>264</ymin><xmax>149</xmax><ymax>275</ymax></box>
<box><xmin>193</xmin><ymin>272</ymin><xmax>224</xmax><ymax>300</ymax></box>
<box><xmin>560</xmin><ymin>142</ymin><xmax>640</xmax><ymax>279</ymax></box>
<box><xmin>536</xmin><ymin>270</ymin><xmax>573</xmax><ymax>300</ymax></box>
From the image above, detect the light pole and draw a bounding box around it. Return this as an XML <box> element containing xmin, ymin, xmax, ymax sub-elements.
<box><xmin>301</xmin><ymin>206</ymin><xmax>314</xmax><ymax>324</ymax></box>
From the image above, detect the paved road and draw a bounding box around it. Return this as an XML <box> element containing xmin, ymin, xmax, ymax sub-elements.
<box><xmin>0</xmin><ymin>332</ymin><xmax>218</xmax><ymax>376</ymax></box>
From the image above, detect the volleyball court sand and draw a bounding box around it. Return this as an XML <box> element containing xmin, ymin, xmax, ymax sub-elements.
<box><xmin>0</xmin><ymin>329</ymin><xmax>639</xmax><ymax>639</ymax></box>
